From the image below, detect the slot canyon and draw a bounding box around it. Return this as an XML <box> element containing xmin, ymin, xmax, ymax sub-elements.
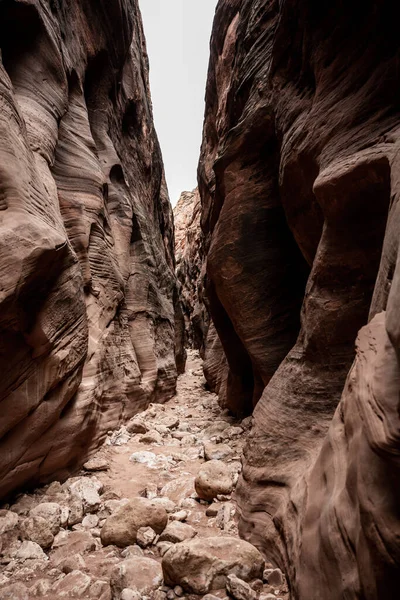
<box><xmin>0</xmin><ymin>1</ymin><xmax>399</xmax><ymax>599</ymax></box>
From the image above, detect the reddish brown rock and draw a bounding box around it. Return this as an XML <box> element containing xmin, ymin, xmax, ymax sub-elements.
<box><xmin>173</xmin><ymin>188</ymin><xmax>208</xmax><ymax>352</ymax></box>
<box><xmin>0</xmin><ymin>0</ymin><xmax>184</xmax><ymax>499</ymax></box>
<box><xmin>199</xmin><ymin>1</ymin><xmax>400</xmax><ymax>598</ymax></box>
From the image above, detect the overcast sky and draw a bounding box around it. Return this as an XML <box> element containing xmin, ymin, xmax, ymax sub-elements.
<box><xmin>139</xmin><ymin>0</ymin><xmax>217</xmax><ymax>206</ymax></box>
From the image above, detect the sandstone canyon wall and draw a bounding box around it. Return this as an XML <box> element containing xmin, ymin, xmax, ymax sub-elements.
<box><xmin>173</xmin><ymin>189</ymin><xmax>206</xmax><ymax>351</ymax></box>
<box><xmin>199</xmin><ymin>1</ymin><xmax>400</xmax><ymax>598</ymax></box>
<box><xmin>0</xmin><ymin>0</ymin><xmax>184</xmax><ymax>499</ymax></box>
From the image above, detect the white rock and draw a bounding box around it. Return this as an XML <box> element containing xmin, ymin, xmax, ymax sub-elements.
<box><xmin>136</xmin><ymin>526</ymin><xmax>157</xmax><ymax>548</ymax></box>
<box><xmin>15</xmin><ymin>541</ymin><xmax>48</xmax><ymax>561</ymax></box>
<box><xmin>82</xmin><ymin>514</ymin><xmax>99</xmax><ymax>529</ymax></box>
<box><xmin>68</xmin><ymin>478</ymin><xmax>102</xmax><ymax>513</ymax></box>
<box><xmin>226</xmin><ymin>574</ymin><xmax>258</xmax><ymax>600</ymax></box>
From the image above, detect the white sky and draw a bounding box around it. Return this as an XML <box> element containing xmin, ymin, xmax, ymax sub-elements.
<box><xmin>139</xmin><ymin>0</ymin><xmax>217</xmax><ymax>206</ymax></box>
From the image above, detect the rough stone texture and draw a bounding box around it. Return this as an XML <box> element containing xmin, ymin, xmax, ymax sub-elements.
<box><xmin>173</xmin><ymin>188</ymin><xmax>208</xmax><ymax>351</ymax></box>
<box><xmin>162</xmin><ymin>536</ymin><xmax>265</xmax><ymax>594</ymax></box>
<box><xmin>0</xmin><ymin>0</ymin><xmax>184</xmax><ymax>500</ymax></box>
<box><xmin>199</xmin><ymin>1</ymin><xmax>400</xmax><ymax>599</ymax></box>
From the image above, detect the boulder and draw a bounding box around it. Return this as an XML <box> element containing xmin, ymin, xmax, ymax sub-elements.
<box><xmin>194</xmin><ymin>461</ymin><xmax>233</xmax><ymax>501</ymax></box>
<box><xmin>83</xmin><ymin>457</ymin><xmax>109</xmax><ymax>472</ymax></box>
<box><xmin>101</xmin><ymin>498</ymin><xmax>168</xmax><ymax>547</ymax></box>
<box><xmin>158</xmin><ymin>522</ymin><xmax>196</xmax><ymax>544</ymax></box>
<box><xmin>110</xmin><ymin>557</ymin><xmax>163</xmax><ymax>597</ymax></box>
<box><xmin>51</xmin><ymin>570</ymin><xmax>92</xmax><ymax>597</ymax></box>
<box><xmin>226</xmin><ymin>574</ymin><xmax>258</xmax><ymax>600</ymax></box>
<box><xmin>136</xmin><ymin>526</ymin><xmax>157</xmax><ymax>548</ymax></box>
<box><xmin>29</xmin><ymin>502</ymin><xmax>61</xmax><ymax>535</ymax></box>
<box><xmin>162</xmin><ymin>536</ymin><xmax>264</xmax><ymax>594</ymax></box>
<box><xmin>68</xmin><ymin>478</ymin><xmax>102</xmax><ymax>514</ymax></box>
<box><xmin>15</xmin><ymin>541</ymin><xmax>48</xmax><ymax>561</ymax></box>
<box><xmin>0</xmin><ymin>582</ymin><xmax>29</xmax><ymax>600</ymax></box>
<box><xmin>19</xmin><ymin>516</ymin><xmax>54</xmax><ymax>549</ymax></box>
<box><xmin>203</xmin><ymin>442</ymin><xmax>232</xmax><ymax>461</ymax></box>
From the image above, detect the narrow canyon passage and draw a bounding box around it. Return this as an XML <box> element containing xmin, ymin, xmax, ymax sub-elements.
<box><xmin>0</xmin><ymin>351</ymin><xmax>287</xmax><ymax>600</ymax></box>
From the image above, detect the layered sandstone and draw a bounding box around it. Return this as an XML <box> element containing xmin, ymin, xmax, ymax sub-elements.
<box><xmin>0</xmin><ymin>0</ymin><xmax>184</xmax><ymax>499</ymax></box>
<box><xmin>199</xmin><ymin>1</ymin><xmax>400</xmax><ymax>598</ymax></box>
<box><xmin>173</xmin><ymin>189</ymin><xmax>207</xmax><ymax>351</ymax></box>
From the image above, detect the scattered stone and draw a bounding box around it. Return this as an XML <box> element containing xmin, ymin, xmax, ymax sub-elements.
<box><xmin>152</xmin><ymin>498</ymin><xmax>176</xmax><ymax>513</ymax></box>
<box><xmin>51</xmin><ymin>570</ymin><xmax>92</xmax><ymax>597</ymax></box>
<box><xmin>136</xmin><ymin>526</ymin><xmax>157</xmax><ymax>548</ymax></box>
<box><xmin>226</xmin><ymin>574</ymin><xmax>258</xmax><ymax>600</ymax></box>
<box><xmin>159</xmin><ymin>521</ymin><xmax>196</xmax><ymax>544</ymax></box>
<box><xmin>60</xmin><ymin>553</ymin><xmax>87</xmax><ymax>574</ymax></box>
<box><xmin>110</xmin><ymin>557</ymin><xmax>163</xmax><ymax>597</ymax></box>
<box><xmin>202</xmin><ymin>596</ymin><xmax>221</xmax><ymax>600</ymax></box>
<box><xmin>203</xmin><ymin>442</ymin><xmax>232</xmax><ymax>461</ymax></box>
<box><xmin>120</xmin><ymin>589</ymin><xmax>141</xmax><ymax>600</ymax></box>
<box><xmin>162</xmin><ymin>536</ymin><xmax>265</xmax><ymax>594</ymax></box>
<box><xmin>216</xmin><ymin>504</ymin><xmax>234</xmax><ymax>531</ymax></box>
<box><xmin>157</xmin><ymin>541</ymin><xmax>174</xmax><ymax>557</ymax></box>
<box><xmin>68</xmin><ymin>494</ymin><xmax>84</xmax><ymax>526</ymax></box>
<box><xmin>89</xmin><ymin>580</ymin><xmax>111</xmax><ymax>599</ymax></box>
<box><xmin>121</xmin><ymin>545</ymin><xmax>144</xmax><ymax>558</ymax></box>
<box><xmin>0</xmin><ymin>510</ymin><xmax>18</xmax><ymax>535</ymax></box>
<box><xmin>126</xmin><ymin>417</ymin><xmax>148</xmax><ymax>434</ymax></box>
<box><xmin>20</xmin><ymin>516</ymin><xmax>54</xmax><ymax>549</ymax></box>
<box><xmin>162</xmin><ymin>416</ymin><xmax>180</xmax><ymax>430</ymax></box>
<box><xmin>68</xmin><ymin>477</ymin><xmax>103</xmax><ymax>514</ymax></box>
<box><xmin>129</xmin><ymin>451</ymin><xmax>163</xmax><ymax>468</ymax></box>
<box><xmin>205</xmin><ymin>503</ymin><xmax>220</xmax><ymax>517</ymax></box>
<box><xmin>101</xmin><ymin>498</ymin><xmax>168</xmax><ymax>547</ymax></box>
<box><xmin>0</xmin><ymin>582</ymin><xmax>29</xmax><ymax>600</ymax></box>
<box><xmin>174</xmin><ymin>585</ymin><xmax>184</xmax><ymax>597</ymax></box>
<box><xmin>83</xmin><ymin>456</ymin><xmax>109</xmax><ymax>472</ymax></box>
<box><xmin>169</xmin><ymin>510</ymin><xmax>188</xmax><ymax>522</ymax></box>
<box><xmin>82</xmin><ymin>514</ymin><xmax>99</xmax><ymax>529</ymax></box>
<box><xmin>15</xmin><ymin>541</ymin><xmax>48</xmax><ymax>561</ymax></box>
<box><xmin>29</xmin><ymin>503</ymin><xmax>61</xmax><ymax>535</ymax></box>
<box><xmin>139</xmin><ymin>430</ymin><xmax>163</xmax><ymax>444</ymax></box>
<box><xmin>263</xmin><ymin>568</ymin><xmax>284</xmax><ymax>587</ymax></box>
<box><xmin>29</xmin><ymin>578</ymin><xmax>52</xmax><ymax>597</ymax></box>
<box><xmin>195</xmin><ymin>461</ymin><xmax>234</xmax><ymax>501</ymax></box>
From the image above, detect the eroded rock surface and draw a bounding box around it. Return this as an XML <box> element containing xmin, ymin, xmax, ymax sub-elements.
<box><xmin>0</xmin><ymin>0</ymin><xmax>184</xmax><ymax>499</ymax></box>
<box><xmin>199</xmin><ymin>0</ymin><xmax>400</xmax><ymax>598</ymax></box>
<box><xmin>173</xmin><ymin>189</ymin><xmax>207</xmax><ymax>352</ymax></box>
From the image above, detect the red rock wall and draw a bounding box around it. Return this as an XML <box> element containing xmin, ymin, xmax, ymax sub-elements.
<box><xmin>199</xmin><ymin>0</ymin><xmax>400</xmax><ymax>598</ymax></box>
<box><xmin>0</xmin><ymin>0</ymin><xmax>184</xmax><ymax>499</ymax></box>
<box><xmin>173</xmin><ymin>189</ymin><xmax>207</xmax><ymax>352</ymax></box>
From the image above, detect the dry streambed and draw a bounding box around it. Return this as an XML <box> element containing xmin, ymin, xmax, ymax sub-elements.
<box><xmin>0</xmin><ymin>352</ymin><xmax>289</xmax><ymax>600</ymax></box>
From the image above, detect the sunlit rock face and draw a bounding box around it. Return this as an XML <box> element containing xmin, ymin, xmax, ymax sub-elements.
<box><xmin>173</xmin><ymin>188</ymin><xmax>207</xmax><ymax>352</ymax></box>
<box><xmin>199</xmin><ymin>0</ymin><xmax>400</xmax><ymax>598</ymax></box>
<box><xmin>0</xmin><ymin>0</ymin><xmax>184</xmax><ymax>499</ymax></box>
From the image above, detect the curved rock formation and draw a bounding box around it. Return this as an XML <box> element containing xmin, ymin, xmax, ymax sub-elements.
<box><xmin>173</xmin><ymin>189</ymin><xmax>206</xmax><ymax>350</ymax></box>
<box><xmin>199</xmin><ymin>0</ymin><xmax>400</xmax><ymax>598</ymax></box>
<box><xmin>0</xmin><ymin>0</ymin><xmax>184</xmax><ymax>499</ymax></box>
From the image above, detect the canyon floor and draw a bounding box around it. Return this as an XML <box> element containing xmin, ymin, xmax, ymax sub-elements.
<box><xmin>0</xmin><ymin>351</ymin><xmax>289</xmax><ymax>600</ymax></box>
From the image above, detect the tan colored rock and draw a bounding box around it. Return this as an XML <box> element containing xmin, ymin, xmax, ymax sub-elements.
<box><xmin>52</xmin><ymin>570</ymin><xmax>92</xmax><ymax>597</ymax></box>
<box><xmin>20</xmin><ymin>516</ymin><xmax>54</xmax><ymax>549</ymax></box>
<box><xmin>195</xmin><ymin>460</ymin><xmax>233</xmax><ymax>501</ymax></box>
<box><xmin>29</xmin><ymin>503</ymin><xmax>61</xmax><ymax>536</ymax></box>
<box><xmin>203</xmin><ymin>442</ymin><xmax>232</xmax><ymax>461</ymax></box>
<box><xmin>0</xmin><ymin>510</ymin><xmax>18</xmax><ymax>535</ymax></box>
<box><xmin>162</xmin><ymin>536</ymin><xmax>264</xmax><ymax>594</ymax></box>
<box><xmin>15</xmin><ymin>541</ymin><xmax>48</xmax><ymax>561</ymax></box>
<box><xmin>158</xmin><ymin>521</ymin><xmax>196</xmax><ymax>544</ymax></box>
<box><xmin>110</xmin><ymin>557</ymin><xmax>163</xmax><ymax>597</ymax></box>
<box><xmin>101</xmin><ymin>498</ymin><xmax>168</xmax><ymax>547</ymax></box>
<box><xmin>136</xmin><ymin>526</ymin><xmax>157</xmax><ymax>548</ymax></box>
<box><xmin>226</xmin><ymin>574</ymin><xmax>258</xmax><ymax>600</ymax></box>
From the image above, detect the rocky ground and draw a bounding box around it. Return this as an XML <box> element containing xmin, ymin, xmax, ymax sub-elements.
<box><xmin>0</xmin><ymin>351</ymin><xmax>289</xmax><ymax>600</ymax></box>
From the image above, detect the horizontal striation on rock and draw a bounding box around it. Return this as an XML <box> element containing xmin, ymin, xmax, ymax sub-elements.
<box><xmin>0</xmin><ymin>0</ymin><xmax>184</xmax><ymax>499</ymax></box>
<box><xmin>198</xmin><ymin>0</ymin><xmax>400</xmax><ymax>598</ymax></box>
